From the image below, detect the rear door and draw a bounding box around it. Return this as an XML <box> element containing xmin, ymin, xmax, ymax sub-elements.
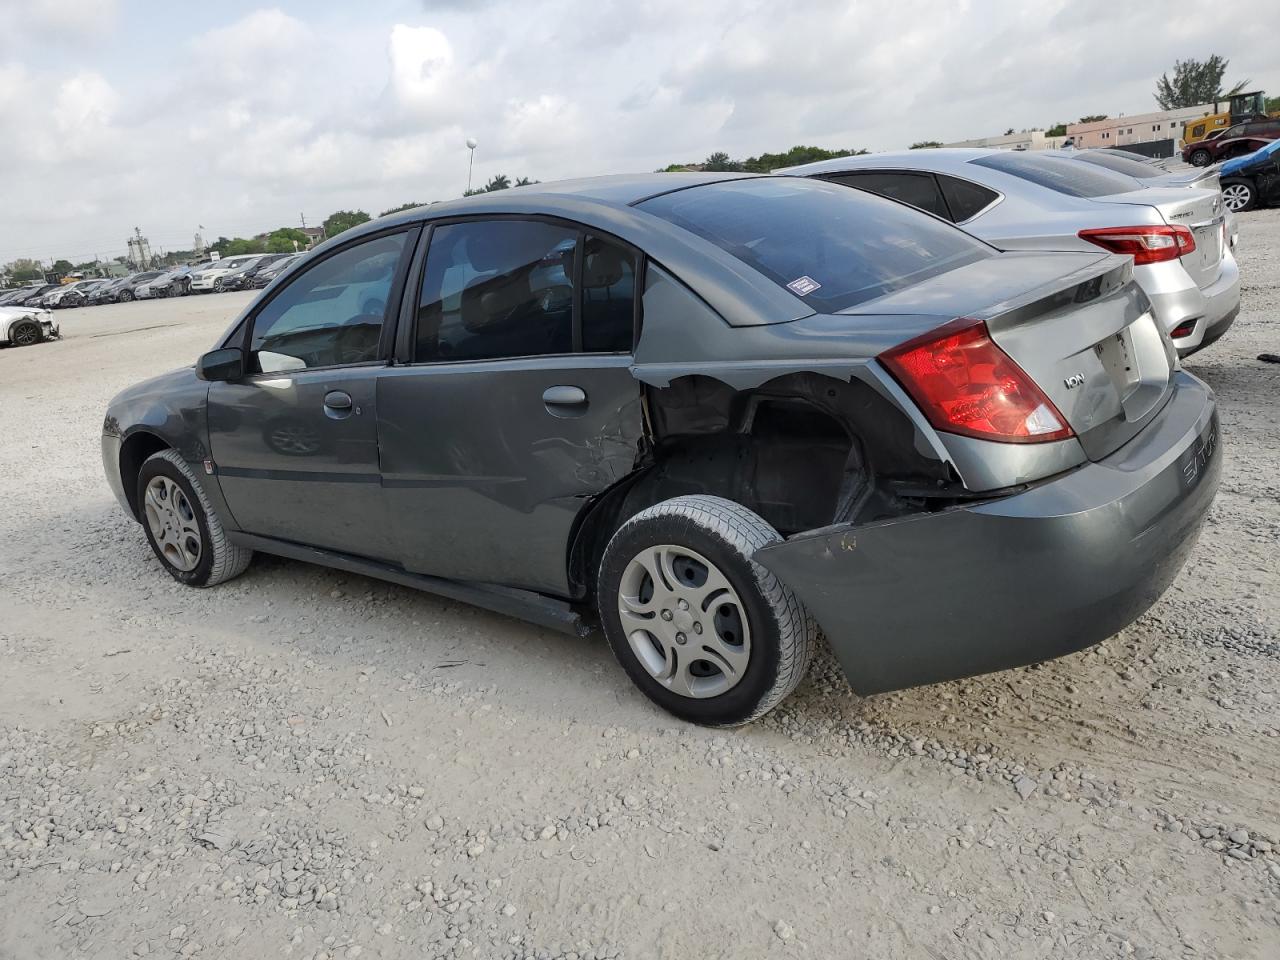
<box><xmin>377</xmin><ymin>219</ymin><xmax>644</xmax><ymax>596</ymax></box>
<box><xmin>207</xmin><ymin>227</ymin><xmax>418</xmax><ymax>558</ymax></box>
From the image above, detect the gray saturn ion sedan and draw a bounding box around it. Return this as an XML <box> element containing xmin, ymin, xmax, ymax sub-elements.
<box><xmin>103</xmin><ymin>174</ymin><xmax>1221</xmax><ymax>725</ymax></box>
<box><xmin>781</xmin><ymin>149</ymin><xmax>1240</xmax><ymax>357</ymax></box>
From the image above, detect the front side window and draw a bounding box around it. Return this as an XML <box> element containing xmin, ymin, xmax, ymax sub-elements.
<box><xmin>827</xmin><ymin>172</ymin><xmax>949</xmax><ymax>219</ymax></box>
<box><xmin>416</xmin><ymin>220</ymin><xmax>577</xmax><ymax>362</ymax></box>
<box><xmin>969</xmin><ymin>152</ymin><xmax>1142</xmax><ymax>197</ymax></box>
<box><xmin>249</xmin><ymin>231</ymin><xmax>407</xmax><ymax>373</ymax></box>
<box><xmin>639</xmin><ymin>178</ymin><xmax>990</xmax><ymax>313</ymax></box>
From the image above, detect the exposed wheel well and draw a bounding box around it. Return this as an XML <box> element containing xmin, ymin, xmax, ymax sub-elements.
<box><xmin>119</xmin><ymin>432</ymin><xmax>171</xmax><ymax>519</ymax></box>
<box><xmin>568</xmin><ymin>372</ymin><xmax>957</xmax><ymax>602</ymax></box>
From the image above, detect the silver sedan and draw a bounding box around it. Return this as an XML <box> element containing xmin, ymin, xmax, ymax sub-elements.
<box><xmin>780</xmin><ymin>149</ymin><xmax>1240</xmax><ymax>356</ymax></box>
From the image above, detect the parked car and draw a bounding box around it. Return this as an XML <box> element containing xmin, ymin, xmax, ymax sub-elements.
<box><xmin>188</xmin><ymin>256</ymin><xmax>263</xmax><ymax>293</ymax></box>
<box><xmin>249</xmin><ymin>253</ymin><xmax>305</xmax><ymax>288</ymax></box>
<box><xmin>40</xmin><ymin>280</ymin><xmax>90</xmax><ymax>308</ymax></box>
<box><xmin>89</xmin><ymin>276</ymin><xmax>134</xmax><ymax>305</ymax></box>
<box><xmin>1</xmin><ymin>305</ymin><xmax>60</xmax><ymax>346</ymax></box>
<box><xmin>136</xmin><ymin>267</ymin><xmax>192</xmax><ymax>300</ymax></box>
<box><xmin>4</xmin><ymin>284</ymin><xmax>59</xmax><ymax>306</ymax></box>
<box><xmin>110</xmin><ymin>271</ymin><xmax>165</xmax><ymax>302</ymax></box>
<box><xmin>1218</xmin><ymin>139</ymin><xmax>1280</xmax><ymax>212</ymax></box>
<box><xmin>212</xmin><ymin>255</ymin><xmax>287</xmax><ymax>292</ymax></box>
<box><xmin>1048</xmin><ymin>148</ymin><xmax>1237</xmax><ymax>249</ymax></box>
<box><xmin>102</xmin><ymin>174</ymin><xmax>1221</xmax><ymax>725</ymax></box>
<box><xmin>1181</xmin><ymin>118</ymin><xmax>1280</xmax><ymax>167</ymax></box>
<box><xmin>781</xmin><ymin>149</ymin><xmax>1239</xmax><ymax>356</ymax></box>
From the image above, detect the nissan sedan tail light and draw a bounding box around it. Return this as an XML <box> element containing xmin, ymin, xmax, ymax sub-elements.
<box><xmin>880</xmin><ymin>318</ymin><xmax>1074</xmax><ymax>444</ymax></box>
<box><xmin>1078</xmin><ymin>224</ymin><xmax>1196</xmax><ymax>264</ymax></box>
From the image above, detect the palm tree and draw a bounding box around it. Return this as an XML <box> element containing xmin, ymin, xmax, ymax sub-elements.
<box><xmin>484</xmin><ymin>174</ymin><xmax>511</xmax><ymax>192</ymax></box>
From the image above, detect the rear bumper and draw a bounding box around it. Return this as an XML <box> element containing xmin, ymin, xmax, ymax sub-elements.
<box><xmin>755</xmin><ymin>371</ymin><xmax>1220</xmax><ymax>696</ymax></box>
<box><xmin>1145</xmin><ymin>252</ymin><xmax>1240</xmax><ymax>356</ymax></box>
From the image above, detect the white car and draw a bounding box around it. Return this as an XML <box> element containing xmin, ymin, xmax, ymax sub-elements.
<box><xmin>188</xmin><ymin>256</ymin><xmax>262</xmax><ymax>293</ymax></box>
<box><xmin>1</xmin><ymin>306</ymin><xmax>60</xmax><ymax>347</ymax></box>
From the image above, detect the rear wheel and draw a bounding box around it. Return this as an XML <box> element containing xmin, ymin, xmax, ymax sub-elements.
<box><xmin>1221</xmin><ymin>180</ymin><xmax>1256</xmax><ymax>213</ymax></box>
<box><xmin>1188</xmin><ymin>148</ymin><xmax>1212</xmax><ymax>167</ymax></box>
<box><xmin>136</xmin><ymin>449</ymin><xmax>252</xmax><ymax>587</ymax></box>
<box><xmin>118</xmin><ymin>290</ymin><xmax>134</xmax><ymax>302</ymax></box>
<box><xmin>598</xmin><ymin>495</ymin><xmax>816</xmax><ymax>726</ymax></box>
<box><xmin>10</xmin><ymin>321</ymin><xmax>41</xmax><ymax>346</ymax></box>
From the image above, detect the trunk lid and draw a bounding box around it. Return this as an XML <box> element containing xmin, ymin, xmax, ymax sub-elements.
<box><xmin>847</xmin><ymin>251</ymin><xmax>1176</xmax><ymax>463</ymax></box>
<box><xmin>1092</xmin><ymin>186</ymin><xmax>1227</xmax><ymax>289</ymax></box>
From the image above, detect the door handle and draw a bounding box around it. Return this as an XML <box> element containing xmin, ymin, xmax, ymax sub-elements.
<box><xmin>323</xmin><ymin>390</ymin><xmax>354</xmax><ymax>419</ymax></box>
<box><xmin>542</xmin><ymin>385</ymin><xmax>588</xmax><ymax>418</ymax></box>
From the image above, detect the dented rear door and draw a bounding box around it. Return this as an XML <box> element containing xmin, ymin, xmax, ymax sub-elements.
<box><xmin>376</xmin><ymin>357</ymin><xmax>643</xmax><ymax>596</ymax></box>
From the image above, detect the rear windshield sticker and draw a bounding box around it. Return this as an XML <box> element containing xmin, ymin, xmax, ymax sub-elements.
<box><xmin>786</xmin><ymin>275</ymin><xmax>821</xmax><ymax>296</ymax></box>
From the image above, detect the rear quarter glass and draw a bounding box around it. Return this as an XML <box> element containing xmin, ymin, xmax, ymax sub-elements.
<box><xmin>638</xmin><ymin>178</ymin><xmax>991</xmax><ymax>313</ymax></box>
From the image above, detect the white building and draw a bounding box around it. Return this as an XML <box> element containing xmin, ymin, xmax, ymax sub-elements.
<box><xmin>941</xmin><ymin>130</ymin><xmax>1067</xmax><ymax>151</ymax></box>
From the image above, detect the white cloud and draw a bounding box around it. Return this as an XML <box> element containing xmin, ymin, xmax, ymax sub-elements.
<box><xmin>2</xmin><ymin>0</ymin><xmax>1278</xmax><ymax>264</ymax></box>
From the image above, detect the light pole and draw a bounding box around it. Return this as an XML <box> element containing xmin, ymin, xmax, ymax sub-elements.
<box><xmin>465</xmin><ymin>137</ymin><xmax>478</xmax><ymax>194</ymax></box>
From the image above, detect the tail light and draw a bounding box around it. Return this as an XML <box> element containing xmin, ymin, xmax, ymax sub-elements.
<box><xmin>1078</xmin><ymin>224</ymin><xmax>1195</xmax><ymax>264</ymax></box>
<box><xmin>880</xmin><ymin>318</ymin><xmax>1074</xmax><ymax>444</ymax></box>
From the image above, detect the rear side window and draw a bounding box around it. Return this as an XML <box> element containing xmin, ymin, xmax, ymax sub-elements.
<box><xmin>970</xmin><ymin>152</ymin><xmax>1143</xmax><ymax>197</ymax></box>
<box><xmin>639</xmin><ymin>178</ymin><xmax>990</xmax><ymax>313</ymax></box>
<box><xmin>581</xmin><ymin>234</ymin><xmax>636</xmax><ymax>352</ymax></box>
<box><xmin>937</xmin><ymin>175</ymin><xmax>1001</xmax><ymax>221</ymax></box>
<box><xmin>827</xmin><ymin>172</ymin><xmax>949</xmax><ymax>219</ymax></box>
<box><xmin>416</xmin><ymin>220</ymin><xmax>577</xmax><ymax>362</ymax></box>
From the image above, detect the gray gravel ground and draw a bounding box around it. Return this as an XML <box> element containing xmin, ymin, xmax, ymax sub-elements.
<box><xmin>1</xmin><ymin>212</ymin><xmax>1278</xmax><ymax>959</ymax></box>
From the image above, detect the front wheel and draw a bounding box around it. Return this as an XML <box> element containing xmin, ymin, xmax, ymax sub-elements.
<box><xmin>9</xmin><ymin>321</ymin><xmax>42</xmax><ymax>346</ymax></box>
<box><xmin>118</xmin><ymin>290</ymin><xmax>134</xmax><ymax>302</ymax></box>
<box><xmin>1221</xmin><ymin>180</ymin><xmax>1256</xmax><ymax>212</ymax></box>
<box><xmin>137</xmin><ymin>449</ymin><xmax>252</xmax><ymax>587</ymax></box>
<box><xmin>1188</xmin><ymin>148</ymin><xmax>1212</xmax><ymax>167</ymax></box>
<box><xmin>598</xmin><ymin>495</ymin><xmax>816</xmax><ymax>726</ymax></box>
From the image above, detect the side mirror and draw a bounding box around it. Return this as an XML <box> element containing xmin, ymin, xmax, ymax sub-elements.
<box><xmin>196</xmin><ymin>347</ymin><xmax>245</xmax><ymax>382</ymax></box>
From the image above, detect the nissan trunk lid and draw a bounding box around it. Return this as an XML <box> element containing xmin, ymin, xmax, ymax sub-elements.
<box><xmin>1092</xmin><ymin>186</ymin><xmax>1227</xmax><ymax>290</ymax></box>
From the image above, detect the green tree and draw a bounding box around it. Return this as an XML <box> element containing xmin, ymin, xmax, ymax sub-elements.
<box><xmin>322</xmin><ymin>210</ymin><xmax>371</xmax><ymax>238</ymax></box>
<box><xmin>51</xmin><ymin>259</ymin><xmax>74</xmax><ymax>275</ymax></box>
<box><xmin>737</xmin><ymin>145</ymin><xmax>868</xmax><ymax>173</ymax></box>
<box><xmin>1266</xmin><ymin>96</ymin><xmax>1280</xmax><ymax>114</ymax></box>
<box><xmin>264</xmin><ymin>227</ymin><xmax>308</xmax><ymax>253</ymax></box>
<box><xmin>484</xmin><ymin>174</ymin><xmax>511</xmax><ymax>191</ymax></box>
<box><xmin>514</xmin><ymin>177</ymin><xmax>535</xmax><ymax>186</ymax></box>
<box><xmin>379</xmin><ymin>201</ymin><xmax>427</xmax><ymax>217</ymax></box>
<box><xmin>703</xmin><ymin>151</ymin><xmax>742</xmax><ymax>172</ymax></box>
<box><xmin>1078</xmin><ymin>114</ymin><xmax>1108</xmax><ymax>124</ymax></box>
<box><xmin>1044</xmin><ymin>122</ymin><xmax>1068</xmax><ymax>137</ymax></box>
<box><xmin>910</xmin><ymin>140</ymin><xmax>943</xmax><ymax>149</ymax></box>
<box><xmin>1155</xmin><ymin>56</ymin><xmax>1246</xmax><ymax>110</ymax></box>
<box><xmin>4</xmin><ymin>258</ymin><xmax>44</xmax><ymax>282</ymax></box>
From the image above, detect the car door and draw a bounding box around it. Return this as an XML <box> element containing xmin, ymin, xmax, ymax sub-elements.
<box><xmin>207</xmin><ymin>226</ymin><xmax>418</xmax><ymax>558</ymax></box>
<box><xmin>377</xmin><ymin>218</ymin><xmax>644</xmax><ymax>596</ymax></box>
<box><xmin>1257</xmin><ymin>152</ymin><xmax>1280</xmax><ymax>205</ymax></box>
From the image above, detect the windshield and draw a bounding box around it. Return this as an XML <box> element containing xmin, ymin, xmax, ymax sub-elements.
<box><xmin>639</xmin><ymin>177</ymin><xmax>991</xmax><ymax>312</ymax></box>
<box><xmin>1221</xmin><ymin>138</ymin><xmax>1280</xmax><ymax>175</ymax></box>
<box><xmin>970</xmin><ymin>152</ymin><xmax>1144</xmax><ymax>197</ymax></box>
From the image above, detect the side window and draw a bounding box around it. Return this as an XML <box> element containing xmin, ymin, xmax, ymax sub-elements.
<box><xmin>249</xmin><ymin>232</ymin><xmax>407</xmax><ymax>373</ymax></box>
<box><xmin>937</xmin><ymin>175</ymin><xmax>1000</xmax><ymax>222</ymax></box>
<box><xmin>829</xmin><ymin>172</ymin><xmax>949</xmax><ymax>220</ymax></box>
<box><xmin>416</xmin><ymin>220</ymin><xmax>576</xmax><ymax>362</ymax></box>
<box><xmin>581</xmin><ymin>234</ymin><xmax>637</xmax><ymax>353</ymax></box>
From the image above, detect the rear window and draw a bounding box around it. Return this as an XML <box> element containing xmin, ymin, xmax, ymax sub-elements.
<box><xmin>638</xmin><ymin>178</ymin><xmax>990</xmax><ymax>312</ymax></box>
<box><xmin>970</xmin><ymin>152</ymin><xmax>1143</xmax><ymax>197</ymax></box>
<box><xmin>1071</xmin><ymin>151</ymin><xmax>1157</xmax><ymax>179</ymax></box>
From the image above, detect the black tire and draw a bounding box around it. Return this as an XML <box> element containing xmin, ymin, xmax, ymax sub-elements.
<box><xmin>597</xmin><ymin>495</ymin><xmax>816</xmax><ymax>726</ymax></box>
<box><xmin>1221</xmin><ymin>180</ymin><xmax>1256</xmax><ymax>213</ymax></box>
<box><xmin>1189</xmin><ymin>149</ymin><xmax>1212</xmax><ymax>167</ymax></box>
<box><xmin>118</xmin><ymin>290</ymin><xmax>134</xmax><ymax>302</ymax></box>
<box><xmin>136</xmin><ymin>449</ymin><xmax>252</xmax><ymax>587</ymax></box>
<box><xmin>9</xmin><ymin>321</ymin><xmax>42</xmax><ymax>346</ymax></box>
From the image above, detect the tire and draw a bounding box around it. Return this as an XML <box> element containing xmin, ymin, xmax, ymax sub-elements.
<box><xmin>1189</xmin><ymin>149</ymin><xmax>1212</xmax><ymax>167</ymax></box>
<box><xmin>9</xmin><ymin>321</ymin><xmax>41</xmax><ymax>346</ymax></box>
<box><xmin>118</xmin><ymin>290</ymin><xmax>134</xmax><ymax>302</ymax></box>
<box><xmin>597</xmin><ymin>495</ymin><xmax>816</xmax><ymax>726</ymax></box>
<box><xmin>136</xmin><ymin>449</ymin><xmax>252</xmax><ymax>587</ymax></box>
<box><xmin>1221</xmin><ymin>180</ymin><xmax>1256</xmax><ymax>212</ymax></box>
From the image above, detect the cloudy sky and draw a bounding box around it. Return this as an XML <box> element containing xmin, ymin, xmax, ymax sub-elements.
<box><xmin>3</xmin><ymin>0</ymin><xmax>1275</xmax><ymax>265</ymax></box>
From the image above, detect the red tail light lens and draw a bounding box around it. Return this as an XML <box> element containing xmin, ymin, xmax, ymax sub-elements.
<box><xmin>1078</xmin><ymin>224</ymin><xmax>1196</xmax><ymax>265</ymax></box>
<box><xmin>880</xmin><ymin>319</ymin><xmax>1074</xmax><ymax>444</ymax></box>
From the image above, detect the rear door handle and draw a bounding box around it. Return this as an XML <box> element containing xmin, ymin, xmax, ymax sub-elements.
<box><xmin>542</xmin><ymin>385</ymin><xmax>588</xmax><ymax>417</ymax></box>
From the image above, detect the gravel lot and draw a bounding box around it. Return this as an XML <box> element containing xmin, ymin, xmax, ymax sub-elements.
<box><xmin>2</xmin><ymin>212</ymin><xmax>1278</xmax><ymax>960</ymax></box>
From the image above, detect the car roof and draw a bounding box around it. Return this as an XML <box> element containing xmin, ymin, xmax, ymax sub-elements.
<box><xmin>775</xmin><ymin>149</ymin><xmax>1000</xmax><ymax>177</ymax></box>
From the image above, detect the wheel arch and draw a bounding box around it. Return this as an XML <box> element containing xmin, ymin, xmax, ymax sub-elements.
<box><xmin>119</xmin><ymin>430</ymin><xmax>172</xmax><ymax>519</ymax></box>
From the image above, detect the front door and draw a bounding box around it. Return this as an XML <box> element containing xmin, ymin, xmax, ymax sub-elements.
<box><xmin>208</xmin><ymin>228</ymin><xmax>416</xmax><ymax>559</ymax></box>
<box><xmin>378</xmin><ymin>220</ymin><xmax>644</xmax><ymax>596</ymax></box>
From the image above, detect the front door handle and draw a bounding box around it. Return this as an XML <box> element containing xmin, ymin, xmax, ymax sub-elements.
<box><xmin>323</xmin><ymin>390</ymin><xmax>354</xmax><ymax>419</ymax></box>
<box><xmin>542</xmin><ymin>385</ymin><xmax>588</xmax><ymax>418</ymax></box>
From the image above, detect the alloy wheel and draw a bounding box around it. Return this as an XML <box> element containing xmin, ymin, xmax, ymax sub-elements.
<box><xmin>143</xmin><ymin>476</ymin><xmax>203</xmax><ymax>571</ymax></box>
<box><xmin>616</xmin><ymin>544</ymin><xmax>751</xmax><ymax>699</ymax></box>
<box><xmin>12</xmin><ymin>323</ymin><xmax>38</xmax><ymax>346</ymax></box>
<box><xmin>1222</xmin><ymin>183</ymin><xmax>1252</xmax><ymax>212</ymax></box>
